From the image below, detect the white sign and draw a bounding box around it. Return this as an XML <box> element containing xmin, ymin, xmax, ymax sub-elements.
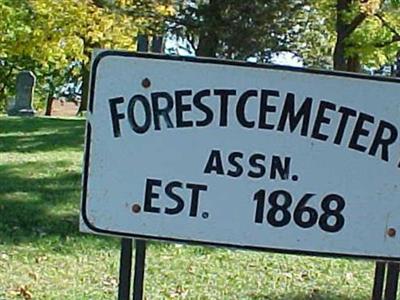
<box><xmin>81</xmin><ymin>50</ymin><xmax>400</xmax><ymax>260</ymax></box>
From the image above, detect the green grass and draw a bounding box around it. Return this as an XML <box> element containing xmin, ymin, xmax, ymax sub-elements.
<box><xmin>0</xmin><ymin>116</ymin><xmax>383</xmax><ymax>299</ymax></box>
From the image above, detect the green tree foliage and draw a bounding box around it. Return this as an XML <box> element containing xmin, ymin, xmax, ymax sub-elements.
<box><xmin>0</xmin><ymin>0</ymin><xmax>174</xmax><ymax>112</ymax></box>
<box><xmin>171</xmin><ymin>0</ymin><xmax>399</xmax><ymax>72</ymax></box>
<box><xmin>299</xmin><ymin>0</ymin><xmax>400</xmax><ymax>71</ymax></box>
<box><xmin>2</xmin><ymin>0</ymin><xmax>398</xmax><ymax>114</ymax></box>
<box><xmin>0</xmin><ymin>1</ymin><xmax>33</xmax><ymax>111</ymax></box>
<box><xmin>170</xmin><ymin>0</ymin><xmax>309</xmax><ymax>62</ymax></box>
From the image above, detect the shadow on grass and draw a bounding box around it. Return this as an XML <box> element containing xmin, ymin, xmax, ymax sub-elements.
<box><xmin>0</xmin><ymin>117</ymin><xmax>85</xmax><ymax>153</ymax></box>
<box><xmin>0</xmin><ymin>117</ymin><xmax>119</xmax><ymax>250</ymax></box>
<box><xmin>0</xmin><ymin>161</ymin><xmax>79</xmax><ymax>241</ymax></box>
<box><xmin>0</xmin><ymin>158</ymin><xmax>142</xmax><ymax>251</ymax></box>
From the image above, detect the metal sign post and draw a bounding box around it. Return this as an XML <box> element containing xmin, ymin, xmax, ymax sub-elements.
<box><xmin>372</xmin><ymin>262</ymin><xmax>386</xmax><ymax>300</ymax></box>
<box><xmin>385</xmin><ymin>263</ymin><xmax>400</xmax><ymax>300</ymax></box>
<box><xmin>118</xmin><ymin>238</ymin><xmax>132</xmax><ymax>300</ymax></box>
<box><xmin>117</xmin><ymin>35</ymin><xmax>163</xmax><ymax>300</ymax></box>
<box><xmin>372</xmin><ymin>262</ymin><xmax>400</xmax><ymax>300</ymax></box>
<box><xmin>133</xmin><ymin>240</ymin><xmax>146</xmax><ymax>300</ymax></box>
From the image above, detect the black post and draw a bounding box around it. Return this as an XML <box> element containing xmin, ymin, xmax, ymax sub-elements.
<box><xmin>117</xmin><ymin>33</ymin><xmax>162</xmax><ymax>300</ymax></box>
<box><xmin>395</xmin><ymin>50</ymin><xmax>400</xmax><ymax>77</ymax></box>
<box><xmin>151</xmin><ymin>36</ymin><xmax>163</xmax><ymax>53</ymax></box>
<box><xmin>128</xmin><ymin>34</ymin><xmax>161</xmax><ymax>300</ymax></box>
<box><xmin>133</xmin><ymin>240</ymin><xmax>147</xmax><ymax>300</ymax></box>
<box><xmin>384</xmin><ymin>263</ymin><xmax>400</xmax><ymax>300</ymax></box>
<box><xmin>373</xmin><ymin>262</ymin><xmax>387</xmax><ymax>300</ymax></box>
<box><xmin>118</xmin><ymin>239</ymin><xmax>133</xmax><ymax>300</ymax></box>
<box><xmin>137</xmin><ymin>35</ymin><xmax>149</xmax><ymax>52</ymax></box>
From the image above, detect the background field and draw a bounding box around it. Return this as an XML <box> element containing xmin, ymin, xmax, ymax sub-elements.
<box><xmin>0</xmin><ymin>116</ymin><xmax>385</xmax><ymax>299</ymax></box>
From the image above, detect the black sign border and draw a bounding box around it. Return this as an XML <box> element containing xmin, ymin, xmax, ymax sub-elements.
<box><xmin>81</xmin><ymin>50</ymin><xmax>400</xmax><ymax>261</ymax></box>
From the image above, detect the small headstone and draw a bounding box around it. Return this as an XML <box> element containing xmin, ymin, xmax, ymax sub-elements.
<box><xmin>7</xmin><ymin>71</ymin><xmax>36</xmax><ymax>117</ymax></box>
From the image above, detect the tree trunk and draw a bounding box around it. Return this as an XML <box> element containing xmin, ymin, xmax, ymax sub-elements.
<box><xmin>333</xmin><ymin>0</ymin><xmax>366</xmax><ymax>72</ymax></box>
<box><xmin>333</xmin><ymin>38</ymin><xmax>347</xmax><ymax>71</ymax></box>
<box><xmin>333</xmin><ymin>0</ymin><xmax>350</xmax><ymax>71</ymax></box>
<box><xmin>44</xmin><ymin>83</ymin><xmax>56</xmax><ymax>116</ymax></box>
<box><xmin>45</xmin><ymin>95</ymin><xmax>54</xmax><ymax>116</ymax></box>
<box><xmin>195</xmin><ymin>0</ymin><xmax>219</xmax><ymax>58</ymax></box>
<box><xmin>346</xmin><ymin>55</ymin><xmax>361</xmax><ymax>72</ymax></box>
<box><xmin>196</xmin><ymin>31</ymin><xmax>219</xmax><ymax>57</ymax></box>
<box><xmin>77</xmin><ymin>39</ymin><xmax>99</xmax><ymax>114</ymax></box>
<box><xmin>77</xmin><ymin>64</ymin><xmax>90</xmax><ymax>115</ymax></box>
<box><xmin>0</xmin><ymin>66</ymin><xmax>14</xmax><ymax>111</ymax></box>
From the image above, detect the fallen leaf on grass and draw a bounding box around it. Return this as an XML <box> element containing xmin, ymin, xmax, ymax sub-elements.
<box><xmin>299</xmin><ymin>271</ymin><xmax>310</xmax><ymax>281</ymax></box>
<box><xmin>28</xmin><ymin>271</ymin><xmax>38</xmax><ymax>281</ymax></box>
<box><xmin>0</xmin><ymin>253</ymin><xmax>9</xmax><ymax>261</ymax></box>
<box><xmin>169</xmin><ymin>285</ymin><xmax>188</xmax><ymax>298</ymax></box>
<box><xmin>35</xmin><ymin>255</ymin><xmax>48</xmax><ymax>263</ymax></box>
<box><xmin>15</xmin><ymin>285</ymin><xmax>32</xmax><ymax>300</ymax></box>
<box><xmin>345</xmin><ymin>272</ymin><xmax>354</xmax><ymax>282</ymax></box>
<box><xmin>102</xmin><ymin>276</ymin><xmax>118</xmax><ymax>288</ymax></box>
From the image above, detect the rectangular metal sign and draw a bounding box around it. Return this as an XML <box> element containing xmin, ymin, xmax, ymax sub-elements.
<box><xmin>81</xmin><ymin>50</ymin><xmax>400</xmax><ymax>260</ymax></box>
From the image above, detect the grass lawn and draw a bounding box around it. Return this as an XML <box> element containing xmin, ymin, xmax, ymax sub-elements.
<box><xmin>0</xmin><ymin>116</ymin><xmax>384</xmax><ymax>299</ymax></box>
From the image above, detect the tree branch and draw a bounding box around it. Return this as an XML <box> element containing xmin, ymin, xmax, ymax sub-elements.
<box><xmin>375</xmin><ymin>13</ymin><xmax>400</xmax><ymax>37</ymax></box>
<box><xmin>343</xmin><ymin>12</ymin><xmax>368</xmax><ymax>38</ymax></box>
<box><xmin>375</xmin><ymin>35</ymin><xmax>400</xmax><ymax>47</ymax></box>
<box><xmin>373</xmin><ymin>13</ymin><xmax>400</xmax><ymax>47</ymax></box>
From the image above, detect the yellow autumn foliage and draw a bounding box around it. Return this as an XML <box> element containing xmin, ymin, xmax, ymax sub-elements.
<box><xmin>0</xmin><ymin>0</ymin><xmax>175</xmax><ymax>110</ymax></box>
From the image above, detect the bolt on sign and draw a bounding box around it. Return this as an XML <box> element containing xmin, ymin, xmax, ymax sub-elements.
<box><xmin>81</xmin><ymin>50</ymin><xmax>400</xmax><ymax>261</ymax></box>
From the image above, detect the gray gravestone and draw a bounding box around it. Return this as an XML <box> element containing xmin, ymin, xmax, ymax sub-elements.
<box><xmin>7</xmin><ymin>71</ymin><xmax>36</xmax><ymax>116</ymax></box>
